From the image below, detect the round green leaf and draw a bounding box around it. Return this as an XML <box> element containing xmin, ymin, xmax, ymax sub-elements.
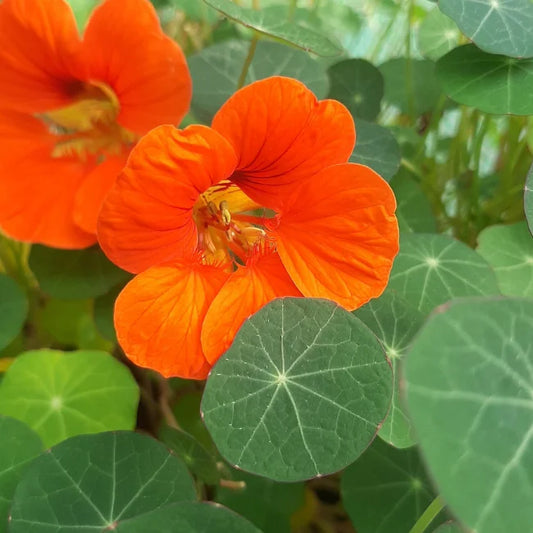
<box><xmin>405</xmin><ymin>298</ymin><xmax>533</xmax><ymax>533</ymax></box>
<box><xmin>0</xmin><ymin>349</ymin><xmax>139</xmax><ymax>447</ymax></box>
<box><xmin>215</xmin><ymin>470</ymin><xmax>305</xmax><ymax>533</ymax></box>
<box><xmin>439</xmin><ymin>0</ymin><xmax>533</xmax><ymax>59</ymax></box>
<box><xmin>327</xmin><ymin>58</ymin><xmax>384</xmax><ymax>121</ymax></box>
<box><xmin>388</xmin><ymin>233</ymin><xmax>500</xmax><ymax>313</ymax></box>
<box><xmin>380</xmin><ymin>58</ymin><xmax>442</xmax><ymax>116</ymax></box>
<box><xmin>436</xmin><ymin>44</ymin><xmax>533</xmax><ymax>115</ymax></box>
<box><xmin>159</xmin><ymin>426</ymin><xmax>220</xmax><ymax>485</ymax></box>
<box><xmin>433</xmin><ymin>523</ymin><xmax>465</xmax><ymax>533</ymax></box>
<box><xmin>341</xmin><ymin>437</ymin><xmax>438</xmax><ymax>533</ymax></box>
<box><xmin>29</xmin><ymin>245</ymin><xmax>130</xmax><ymax>300</ymax></box>
<box><xmin>0</xmin><ymin>274</ymin><xmax>27</xmax><ymax>352</ymax></box>
<box><xmin>350</xmin><ymin>120</ymin><xmax>401</xmax><ymax>181</ymax></box>
<box><xmin>201</xmin><ymin>0</ymin><xmax>341</xmax><ymax>56</ymax></box>
<box><xmin>477</xmin><ymin>221</ymin><xmax>533</xmax><ymax>297</ymax></box>
<box><xmin>9</xmin><ymin>431</ymin><xmax>196</xmax><ymax>532</ymax></box>
<box><xmin>189</xmin><ymin>40</ymin><xmax>329</xmax><ymax>123</ymax></box>
<box><xmin>418</xmin><ymin>8</ymin><xmax>461</xmax><ymax>61</ymax></box>
<box><xmin>201</xmin><ymin>298</ymin><xmax>392</xmax><ymax>482</ymax></box>
<box><xmin>0</xmin><ymin>416</ymin><xmax>43</xmax><ymax>530</ymax></box>
<box><xmin>353</xmin><ymin>290</ymin><xmax>425</xmax><ymax>448</ymax></box>
<box><xmin>114</xmin><ymin>502</ymin><xmax>260</xmax><ymax>533</ymax></box>
<box><xmin>525</xmin><ymin>163</ymin><xmax>533</xmax><ymax>235</ymax></box>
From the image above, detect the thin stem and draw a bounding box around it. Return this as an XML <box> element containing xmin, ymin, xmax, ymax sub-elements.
<box><xmin>408</xmin><ymin>496</ymin><xmax>445</xmax><ymax>533</ymax></box>
<box><xmin>288</xmin><ymin>0</ymin><xmax>297</xmax><ymax>20</ymax></box>
<box><xmin>236</xmin><ymin>35</ymin><xmax>258</xmax><ymax>89</ymax></box>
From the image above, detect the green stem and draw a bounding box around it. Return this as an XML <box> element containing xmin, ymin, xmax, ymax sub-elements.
<box><xmin>408</xmin><ymin>496</ymin><xmax>445</xmax><ymax>533</ymax></box>
<box><xmin>288</xmin><ymin>0</ymin><xmax>297</xmax><ymax>20</ymax></box>
<box><xmin>236</xmin><ymin>35</ymin><xmax>258</xmax><ymax>89</ymax></box>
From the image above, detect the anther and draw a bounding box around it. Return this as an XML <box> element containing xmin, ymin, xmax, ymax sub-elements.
<box><xmin>219</xmin><ymin>200</ymin><xmax>231</xmax><ymax>226</ymax></box>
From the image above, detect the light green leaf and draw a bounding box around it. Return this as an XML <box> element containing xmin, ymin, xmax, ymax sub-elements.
<box><xmin>353</xmin><ymin>290</ymin><xmax>425</xmax><ymax>448</ymax></box>
<box><xmin>66</xmin><ymin>0</ymin><xmax>98</xmax><ymax>31</ymax></box>
<box><xmin>439</xmin><ymin>0</ymin><xmax>533</xmax><ymax>59</ymax></box>
<box><xmin>436</xmin><ymin>44</ymin><xmax>533</xmax><ymax>115</ymax></box>
<box><xmin>477</xmin><ymin>222</ymin><xmax>533</xmax><ymax>297</ymax></box>
<box><xmin>0</xmin><ymin>350</ymin><xmax>139</xmax><ymax>447</ymax></box>
<box><xmin>380</xmin><ymin>59</ymin><xmax>442</xmax><ymax>116</ymax></box>
<box><xmin>189</xmin><ymin>40</ymin><xmax>329</xmax><ymax>123</ymax></box>
<box><xmin>350</xmin><ymin>120</ymin><xmax>401</xmax><ymax>181</ymax></box>
<box><xmin>202</xmin><ymin>0</ymin><xmax>341</xmax><ymax>56</ymax></box>
<box><xmin>405</xmin><ymin>298</ymin><xmax>533</xmax><ymax>533</ymax></box>
<box><xmin>0</xmin><ymin>274</ymin><xmax>27</xmax><ymax>352</ymax></box>
<box><xmin>341</xmin><ymin>438</ymin><xmax>438</xmax><ymax>533</ymax></box>
<box><xmin>215</xmin><ymin>470</ymin><xmax>305</xmax><ymax>533</ymax></box>
<box><xmin>9</xmin><ymin>432</ymin><xmax>196</xmax><ymax>532</ymax></box>
<box><xmin>418</xmin><ymin>8</ymin><xmax>461</xmax><ymax>61</ymax></box>
<box><xmin>525</xmin><ymin>163</ymin><xmax>533</xmax><ymax>235</ymax></box>
<box><xmin>29</xmin><ymin>245</ymin><xmax>130</xmax><ymax>300</ymax></box>
<box><xmin>0</xmin><ymin>416</ymin><xmax>43</xmax><ymax>531</ymax></box>
<box><xmin>202</xmin><ymin>298</ymin><xmax>392</xmax><ymax>482</ymax></box>
<box><xmin>433</xmin><ymin>523</ymin><xmax>466</xmax><ymax>533</ymax></box>
<box><xmin>327</xmin><ymin>59</ymin><xmax>384</xmax><ymax>121</ymax></box>
<box><xmin>388</xmin><ymin>233</ymin><xmax>500</xmax><ymax>313</ymax></box>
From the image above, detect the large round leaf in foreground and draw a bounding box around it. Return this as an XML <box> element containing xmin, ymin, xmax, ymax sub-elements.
<box><xmin>405</xmin><ymin>298</ymin><xmax>533</xmax><ymax>533</ymax></box>
<box><xmin>9</xmin><ymin>432</ymin><xmax>196</xmax><ymax>532</ymax></box>
<box><xmin>202</xmin><ymin>298</ymin><xmax>392</xmax><ymax>482</ymax></box>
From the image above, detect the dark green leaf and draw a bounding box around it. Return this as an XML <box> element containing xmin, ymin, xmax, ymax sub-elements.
<box><xmin>350</xmin><ymin>120</ymin><xmax>401</xmax><ymax>180</ymax></box>
<box><xmin>341</xmin><ymin>438</ymin><xmax>437</xmax><ymax>533</ymax></box>
<box><xmin>93</xmin><ymin>285</ymin><xmax>122</xmax><ymax>342</ymax></box>
<box><xmin>29</xmin><ymin>245</ymin><xmax>130</xmax><ymax>300</ymax></box>
<box><xmin>9</xmin><ymin>432</ymin><xmax>196</xmax><ymax>532</ymax></box>
<box><xmin>388</xmin><ymin>233</ymin><xmax>500</xmax><ymax>313</ymax></box>
<box><xmin>202</xmin><ymin>0</ymin><xmax>341</xmax><ymax>56</ymax></box>
<box><xmin>0</xmin><ymin>274</ymin><xmax>27</xmax><ymax>352</ymax></box>
<box><xmin>327</xmin><ymin>59</ymin><xmax>384</xmax><ymax>121</ymax></box>
<box><xmin>525</xmin><ymin>163</ymin><xmax>533</xmax><ymax>235</ymax></box>
<box><xmin>418</xmin><ymin>8</ymin><xmax>461</xmax><ymax>61</ymax></box>
<box><xmin>202</xmin><ymin>298</ymin><xmax>392</xmax><ymax>482</ymax></box>
<box><xmin>406</xmin><ymin>298</ymin><xmax>533</xmax><ymax>533</ymax></box>
<box><xmin>189</xmin><ymin>40</ymin><xmax>329</xmax><ymax>123</ymax></box>
<box><xmin>0</xmin><ymin>349</ymin><xmax>139</xmax><ymax>447</ymax></box>
<box><xmin>439</xmin><ymin>0</ymin><xmax>533</xmax><ymax>58</ymax></box>
<box><xmin>436</xmin><ymin>44</ymin><xmax>533</xmax><ymax>115</ymax></box>
<box><xmin>0</xmin><ymin>416</ymin><xmax>42</xmax><ymax>530</ymax></box>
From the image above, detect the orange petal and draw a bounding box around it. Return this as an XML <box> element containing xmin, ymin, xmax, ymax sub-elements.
<box><xmin>271</xmin><ymin>164</ymin><xmax>399</xmax><ymax>311</ymax></box>
<box><xmin>212</xmin><ymin>76</ymin><xmax>355</xmax><ymax>209</ymax></box>
<box><xmin>73</xmin><ymin>154</ymin><xmax>129</xmax><ymax>235</ymax></box>
<box><xmin>115</xmin><ymin>259</ymin><xmax>229</xmax><ymax>379</ymax></box>
<box><xmin>97</xmin><ymin>124</ymin><xmax>238</xmax><ymax>274</ymax></box>
<box><xmin>0</xmin><ymin>110</ymin><xmax>96</xmax><ymax>248</ymax></box>
<box><xmin>0</xmin><ymin>0</ymin><xmax>81</xmax><ymax>113</ymax></box>
<box><xmin>80</xmin><ymin>0</ymin><xmax>192</xmax><ymax>135</ymax></box>
<box><xmin>201</xmin><ymin>251</ymin><xmax>303</xmax><ymax>365</ymax></box>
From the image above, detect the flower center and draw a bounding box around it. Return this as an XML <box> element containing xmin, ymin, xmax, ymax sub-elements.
<box><xmin>193</xmin><ymin>182</ymin><xmax>273</xmax><ymax>265</ymax></box>
<box><xmin>40</xmin><ymin>81</ymin><xmax>137</xmax><ymax>161</ymax></box>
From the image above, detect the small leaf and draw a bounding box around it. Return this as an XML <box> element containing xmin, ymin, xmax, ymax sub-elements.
<box><xmin>29</xmin><ymin>245</ymin><xmax>130</xmax><ymax>300</ymax></box>
<box><xmin>0</xmin><ymin>416</ymin><xmax>43</xmax><ymax>530</ymax></box>
<box><xmin>436</xmin><ymin>44</ymin><xmax>533</xmax><ymax>115</ymax></box>
<box><xmin>9</xmin><ymin>432</ymin><xmax>196</xmax><ymax>532</ymax></box>
<box><xmin>327</xmin><ymin>58</ymin><xmax>384</xmax><ymax>121</ymax></box>
<box><xmin>189</xmin><ymin>40</ymin><xmax>329</xmax><ymax>123</ymax></box>
<box><xmin>418</xmin><ymin>8</ymin><xmax>461</xmax><ymax>61</ymax></box>
<box><xmin>202</xmin><ymin>0</ymin><xmax>341</xmax><ymax>56</ymax></box>
<box><xmin>353</xmin><ymin>290</ymin><xmax>425</xmax><ymax>448</ymax></box>
<box><xmin>477</xmin><ymin>222</ymin><xmax>533</xmax><ymax>297</ymax></box>
<box><xmin>439</xmin><ymin>0</ymin><xmax>533</xmax><ymax>59</ymax></box>
<box><xmin>388</xmin><ymin>233</ymin><xmax>500</xmax><ymax>313</ymax></box>
<box><xmin>159</xmin><ymin>426</ymin><xmax>220</xmax><ymax>485</ymax></box>
<box><xmin>525</xmin><ymin>163</ymin><xmax>533</xmax><ymax>235</ymax></box>
<box><xmin>0</xmin><ymin>274</ymin><xmax>27</xmax><ymax>352</ymax></box>
<box><xmin>202</xmin><ymin>298</ymin><xmax>392</xmax><ymax>482</ymax></box>
<box><xmin>341</xmin><ymin>438</ymin><xmax>438</xmax><ymax>533</ymax></box>
<box><xmin>0</xmin><ymin>349</ymin><xmax>139</xmax><ymax>447</ymax></box>
<box><xmin>350</xmin><ymin>120</ymin><xmax>401</xmax><ymax>181</ymax></box>
<box><xmin>405</xmin><ymin>298</ymin><xmax>533</xmax><ymax>533</ymax></box>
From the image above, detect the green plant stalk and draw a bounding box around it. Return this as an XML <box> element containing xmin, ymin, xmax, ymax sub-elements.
<box><xmin>236</xmin><ymin>34</ymin><xmax>258</xmax><ymax>89</ymax></box>
<box><xmin>408</xmin><ymin>495</ymin><xmax>445</xmax><ymax>533</ymax></box>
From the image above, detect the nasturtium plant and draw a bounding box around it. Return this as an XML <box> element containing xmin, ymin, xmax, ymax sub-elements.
<box><xmin>0</xmin><ymin>274</ymin><xmax>27</xmax><ymax>352</ymax></box>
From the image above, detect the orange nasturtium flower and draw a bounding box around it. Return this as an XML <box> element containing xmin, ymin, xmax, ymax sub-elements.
<box><xmin>98</xmin><ymin>77</ymin><xmax>399</xmax><ymax>379</ymax></box>
<box><xmin>0</xmin><ymin>0</ymin><xmax>191</xmax><ymax>248</ymax></box>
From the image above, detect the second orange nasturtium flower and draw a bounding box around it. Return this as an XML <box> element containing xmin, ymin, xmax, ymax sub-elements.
<box><xmin>0</xmin><ymin>0</ymin><xmax>191</xmax><ymax>248</ymax></box>
<box><xmin>98</xmin><ymin>76</ymin><xmax>399</xmax><ymax>379</ymax></box>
